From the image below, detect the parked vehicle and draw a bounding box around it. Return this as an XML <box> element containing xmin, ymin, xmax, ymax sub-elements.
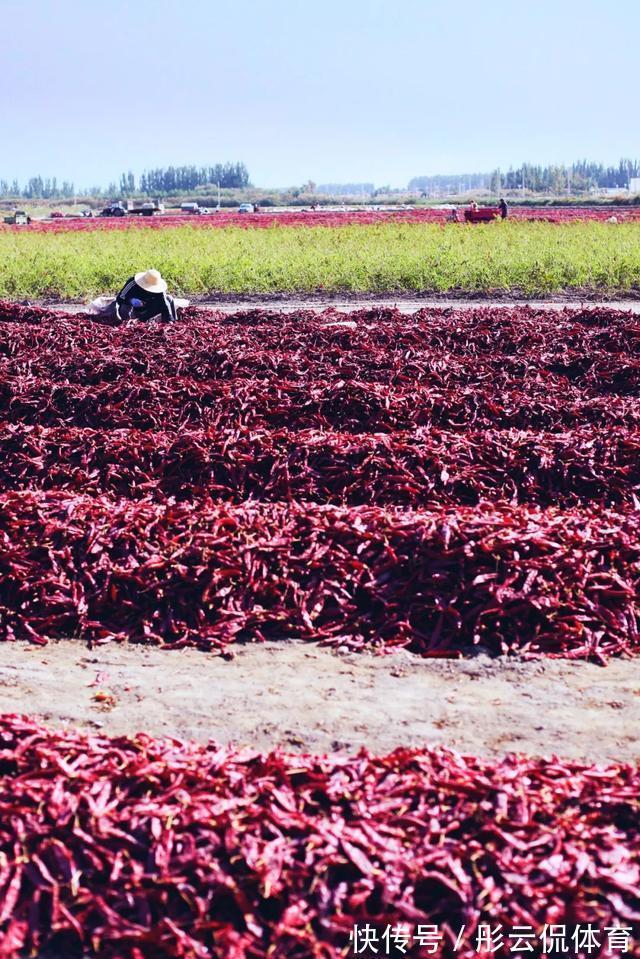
<box><xmin>127</xmin><ymin>199</ymin><xmax>165</xmax><ymax>216</ymax></box>
<box><xmin>100</xmin><ymin>203</ymin><xmax>127</xmax><ymax>218</ymax></box>
<box><xmin>50</xmin><ymin>211</ymin><xmax>64</xmax><ymax>219</ymax></box>
<box><xmin>464</xmin><ymin>206</ymin><xmax>500</xmax><ymax>223</ymax></box>
<box><xmin>238</xmin><ymin>203</ymin><xmax>255</xmax><ymax>213</ymax></box>
<box><xmin>3</xmin><ymin>210</ymin><xmax>31</xmax><ymax>225</ymax></box>
<box><xmin>180</xmin><ymin>202</ymin><xmax>202</xmax><ymax>214</ymax></box>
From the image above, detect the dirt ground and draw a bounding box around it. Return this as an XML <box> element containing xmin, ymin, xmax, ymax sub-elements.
<box><xmin>1</xmin><ymin>640</ymin><xmax>638</xmax><ymax>762</ymax></box>
<box><xmin>40</xmin><ymin>295</ymin><xmax>640</xmax><ymax>314</ymax></box>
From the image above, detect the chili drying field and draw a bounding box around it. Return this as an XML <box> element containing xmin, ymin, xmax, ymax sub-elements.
<box><xmin>6</xmin><ymin>205</ymin><xmax>640</xmax><ymax>234</ymax></box>
<box><xmin>2</xmin><ymin>219</ymin><xmax>640</xmax><ymax>299</ymax></box>
<box><xmin>1</xmin><ymin>298</ymin><xmax>640</xmax><ymax>957</ymax></box>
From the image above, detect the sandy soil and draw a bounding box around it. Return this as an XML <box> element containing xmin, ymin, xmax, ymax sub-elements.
<box><xmin>1</xmin><ymin>640</ymin><xmax>638</xmax><ymax>762</ymax></box>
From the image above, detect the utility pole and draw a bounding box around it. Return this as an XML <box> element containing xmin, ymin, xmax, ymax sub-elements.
<box><xmin>216</xmin><ymin>182</ymin><xmax>221</xmax><ymax>211</ymax></box>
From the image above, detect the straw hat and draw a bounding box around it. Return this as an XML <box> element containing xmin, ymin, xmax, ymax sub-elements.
<box><xmin>135</xmin><ymin>269</ymin><xmax>168</xmax><ymax>294</ymax></box>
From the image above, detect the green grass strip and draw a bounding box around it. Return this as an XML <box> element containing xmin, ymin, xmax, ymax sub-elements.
<box><xmin>1</xmin><ymin>220</ymin><xmax>640</xmax><ymax>298</ymax></box>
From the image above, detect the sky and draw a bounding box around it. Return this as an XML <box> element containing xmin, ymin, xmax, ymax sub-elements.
<box><xmin>1</xmin><ymin>0</ymin><xmax>638</xmax><ymax>190</ymax></box>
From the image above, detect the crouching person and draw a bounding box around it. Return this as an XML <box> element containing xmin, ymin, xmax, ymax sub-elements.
<box><xmin>90</xmin><ymin>269</ymin><xmax>187</xmax><ymax>322</ymax></box>
<box><xmin>116</xmin><ymin>269</ymin><xmax>178</xmax><ymax>321</ymax></box>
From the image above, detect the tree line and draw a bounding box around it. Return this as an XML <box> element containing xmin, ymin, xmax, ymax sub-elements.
<box><xmin>0</xmin><ymin>162</ymin><xmax>251</xmax><ymax>199</ymax></box>
<box><xmin>3</xmin><ymin>158</ymin><xmax>639</xmax><ymax>201</ymax></box>
<box><xmin>0</xmin><ymin>177</ymin><xmax>76</xmax><ymax>199</ymax></box>
<box><xmin>409</xmin><ymin>159</ymin><xmax>640</xmax><ymax>195</ymax></box>
<box><xmin>497</xmin><ymin>159</ymin><xmax>640</xmax><ymax>193</ymax></box>
<box><xmin>137</xmin><ymin>163</ymin><xmax>250</xmax><ymax>194</ymax></box>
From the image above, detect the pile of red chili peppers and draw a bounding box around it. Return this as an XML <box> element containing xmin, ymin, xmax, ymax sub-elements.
<box><xmin>0</xmin><ymin>300</ymin><xmax>638</xmax><ymax>661</ymax></box>
<box><xmin>0</xmin><ymin>493</ymin><xmax>638</xmax><ymax>660</ymax></box>
<box><xmin>0</xmin><ymin>715</ymin><xmax>638</xmax><ymax>959</ymax></box>
<box><xmin>0</xmin><ymin>300</ymin><xmax>639</xmax><ymax>955</ymax></box>
<box><xmin>0</xmin><ymin>424</ymin><xmax>638</xmax><ymax>506</ymax></box>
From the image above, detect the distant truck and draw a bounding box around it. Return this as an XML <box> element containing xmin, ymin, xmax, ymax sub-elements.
<box><xmin>3</xmin><ymin>210</ymin><xmax>31</xmax><ymax>225</ymax></box>
<box><xmin>126</xmin><ymin>199</ymin><xmax>165</xmax><ymax>216</ymax></box>
<box><xmin>99</xmin><ymin>200</ymin><xmax>165</xmax><ymax>217</ymax></box>
<box><xmin>180</xmin><ymin>201</ymin><xmax>208</xmax><ymax>215</ymax></box>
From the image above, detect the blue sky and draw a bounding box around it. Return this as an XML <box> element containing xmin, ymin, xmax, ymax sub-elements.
<box><xmin>1</xmin><ymin>0</ymin><xmax>638</xmax><ymax>189</ymax></box>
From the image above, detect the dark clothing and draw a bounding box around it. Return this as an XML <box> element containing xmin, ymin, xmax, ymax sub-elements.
<box><xmin>499</xmin><ymin>199</ymin><xmax>508</xmax><ymax>220</ymax></box>
<box><xmin>115</xmin><ymin>276</ymin><xmax>177</xmax><ymax>322</ymax></box>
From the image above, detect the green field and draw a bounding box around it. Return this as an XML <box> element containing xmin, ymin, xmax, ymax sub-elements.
<box><xmin>2</xmin><ymin>220</ymin><xmax>640</xmax><ymax>299</ymax></box>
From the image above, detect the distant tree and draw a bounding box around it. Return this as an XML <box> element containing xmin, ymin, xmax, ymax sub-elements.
<box><xmin>116</xmin><ymin>171</ymin><xmax>136</xmax><ymax>195</ymax></box>
<box><xmin>23</xmin><ymin>176</ymin><xmax>44</xmax><ymax>199</ymax></box>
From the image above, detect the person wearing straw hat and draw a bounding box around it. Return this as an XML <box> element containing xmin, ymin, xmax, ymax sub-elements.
<box><xmin>114</xmin><ymin>269</ymin><xmax>178</xmax><ymax>322</ymax></box>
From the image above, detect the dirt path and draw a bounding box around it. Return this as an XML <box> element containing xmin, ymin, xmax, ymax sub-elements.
<box><xmin>38</xmin><ymin>295</ymin><xmax>640</xmax><ymax>314</ymax></box>
<box><xmin>185</xmin><ymin>295</ymin><xmax>640</xmax><ymax>314</ymax></box>
<box><xmin>1</xmin><ymin>640</ymin><xmax>638</xmax><ymax>762</ymax></box>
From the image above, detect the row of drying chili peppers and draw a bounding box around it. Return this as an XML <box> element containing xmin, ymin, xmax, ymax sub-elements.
<box><xmin>4</xmin><ymin>338</ymin><xmax>639</xmax><ymax>395</ymax></box>
<box><xmin>0</xmin><ymin>424</ymin><xmax>638</xmax><ymax>508</ymax></box>
<box><xmin>2</xmin><ymin>373</ymin><xmax>638</xmax><ymax>433</ymax></box>
<box><xmin>3</xmin><ymin>301</ymin><xmax>639</xmax><ymax>360</ymax></box>
<box><xmin>2</xmin><ymin>304</ymin><xmax>640</xmax><ymax>439</ymax></box>
<box><xmin>0</xmin><ymin>491</ymin><xmax>638</xmax><ymax>661</ymax></box>
<box><xmin>0</xmin><ymin>714</ymin><xmax>638</xmax><ymax>958</ymax></box>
